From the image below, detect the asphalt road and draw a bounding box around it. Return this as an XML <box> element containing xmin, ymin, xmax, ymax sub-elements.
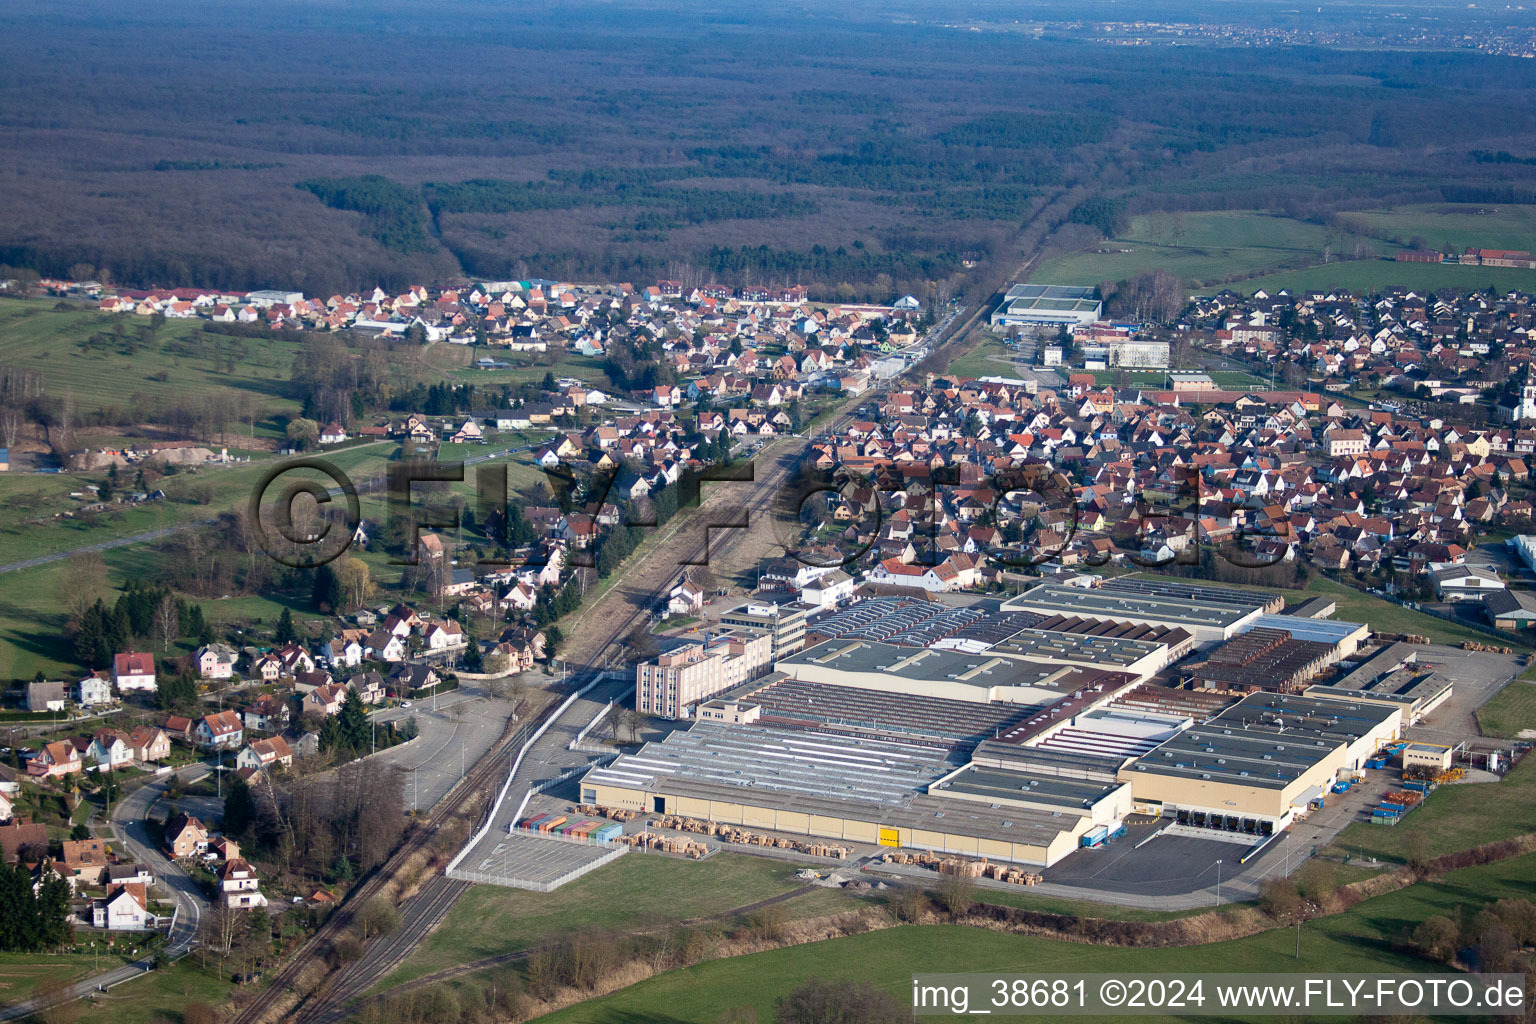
<box><xmin>0</xmin><ymin>763</ymin><xmax>210</xmax><ymax>1022</ymax></box>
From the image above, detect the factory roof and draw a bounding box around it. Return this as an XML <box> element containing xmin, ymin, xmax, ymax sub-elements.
<box><xmin>584</xmin><ymin>723</ymin><xmax>1086</xmax><ymax>849</ymax></box>
<box><xmin>970</xmin><ymin>740</ymin><xmax>1129</xmax><ymax>781</ymax></box>
<box><xmin>1128</xmin><ymin>692</ymin><xmax>1398</xmax><ymax>789</ymax></box>
<box><xmin>1004</xmin><ymin>582</ymin><xmax>1264</xmax><ymax>630</ymax></box>
<box><xmin>930</xmin><ymin>763</ymin><xmax>1123</xmax><ymax>812</ymax></box>
<box><xmin>989</xmin><ymin>626</ymin><xmax>1168</xmax><ymax>670</ymax></box>
<box><xmin>1242</xmin><ymin>614</ymin><xmax>1367</xmax><ymax>646</ymax></box>
<box><xmin>781</xmin><ymin>639</ymin><xmax>1069</xmax><ymax>692</ymax></box>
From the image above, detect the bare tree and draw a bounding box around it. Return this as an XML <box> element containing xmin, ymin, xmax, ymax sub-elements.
<box><xmin>0</xmin><ymin>404</ymin><xmax>21</xmax><ymax>449</ymax></box>
<box><xmin>34</xmin><ymin>975</ymin><xmax>80</xmax><ymax>1024</ymax></box>
<box><xmin>153</xmin><ymin>593</ymin><xmax>180</xmax><ymax>652</ymax></box>
<box><xmin>60</xmin><ymin>550</ymin><xmax>108</xmax><ymax>623</ymax></box>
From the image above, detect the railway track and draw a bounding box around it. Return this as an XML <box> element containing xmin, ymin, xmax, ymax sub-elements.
<box><xmin>239</xmin><ymin>449</ymin><xmax>804</xmax><ymax>1024</ymax></box>
<box><xmin>230</xmin><ymin>701</ymin><xmax>542</xmax><ymax>1024</ymax></box>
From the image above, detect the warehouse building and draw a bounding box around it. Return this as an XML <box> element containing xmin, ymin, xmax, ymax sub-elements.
<box><xmin>986</xmin><ymin>626</ymin><xmax>1173</xmax><ymax>681</ymax></box>
<box><xmin>580</xmin><ymin>723</ymin><xmax>1108</xmax><ymax>866</ymax></box>
<box><xmin>1181</xmin><ymin>627</ymin><xmax>1337</xmax><ymax>694</ymax></box>
<box><xmin>990</xmin><ymin>284</ymin><xmax>1102</xmax><ymax>330</ymax></box>
<box><xmin>1119</xmin><ymin>693</ymin><xmax>1402</xmax><ymax>829</ymax></box>
<box><xmin>1240</xmin><ymin>614</ymin><xmax>1369</xmax><ymax>660</ymax></box>
<box><xmin>1002</xmin><ymin>580</ymin><xmax>1269</xmax><ymax>644</ymax></box>
<box><xmin>1302</xmin><ymin>641</ymin><xmax>1453</xmax><ymax>724</ymax></box>
<box><xmin>777</xmin><ymin>639</ymin><xmax>1100</xmax><ymax>704</ymax></box>
<box><xmin>725</xmin><ymin>675</ymin><xmax>1038</xmax><ymax>753</ymax></box>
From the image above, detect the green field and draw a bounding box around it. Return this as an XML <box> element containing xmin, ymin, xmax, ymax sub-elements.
<box><xmin>941</xmin><ymin>336</ymin><xmax>1025</xmax><ymax>381</ymax></box>
<box><xmin>1301</xmin><ymin>576</ymin><xmax>1501</xmax><ymax>648</ymax></box>
<box><xmin>0</xmin><ymin>299</ymin><xmax>301</xmax><ymax>426</ymax></box>
<box><xmin>1328</xmin><ymin>747</ymin><xmax>1536</xmax><ymax>865</ymax></box>
<box><xmin>1475</xmin><ymin>672</ymin><xmax>1536</xmax><ymax>739</ymax></box>
<box><xmin>1031</xmin><ymin>211</ymin><xmax>1384</xmax><ymax>290</ymax></box>
<box><xmin>1235</xmin><ymin>259</ymin><xmax>1535</xmax><ymax>298</ymax></box>
<box><xmin>441</xmin><ymin>350</ymin><xmax>617</xmax><ymax>391</ymax></box>
<box><xmin>536</xmin><ymin>851</ymin><xmax>1536</xmax><ymax>1023</ymax></box>
<box><xmin>1339</xmin><ymin>203</ymin><xmax>1536</xmax><ymax>255</ymax></box>
<box><xmin>377</xmin><ymin>852</ymin><xmax>863</xmax><ymax>992</ymax></box>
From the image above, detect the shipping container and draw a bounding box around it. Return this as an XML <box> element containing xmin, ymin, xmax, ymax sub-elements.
<box><xmin>1080</xmin><ymin>825</ymin><xmax>1110</xmax><ymax>848</ymax></box>
<box><xmin>538</xmin><ymin>815</ymin><xmax>567</xmax><ymax>833</ymax></box>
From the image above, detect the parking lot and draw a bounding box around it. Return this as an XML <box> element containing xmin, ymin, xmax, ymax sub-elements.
<box><xmin>1402</xmin><ymin>644</ymin><xmax>1524</xmax><ymax>746</ymax></box>
<box><xmin>457</xmin><ymin>831</ymin><xmax>624</xmax><ymax>889</ymax></box>
<box><xmin>368</xmin><ymin>682</ymin><xmax>525</xmax><ymax>812</ymax></box>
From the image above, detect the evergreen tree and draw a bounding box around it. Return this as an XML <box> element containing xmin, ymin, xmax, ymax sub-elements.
<box><xmin>107</xmin><ymin>603</ymin><xmax>132</xmax><ymax>651</ymax></box>
<box><xmin>222</xmin><ymin>775</ymin><xmax>254</xmax><ymax>838</ymax></box>
<box><xmin>318</xmin><ymin>714</ymin><xmax>345</xmax><ymax>755</ymax></box>
<box><xmin>37</xmin><ymin>870</ymin><xmax>72</xmax><ymax>948</ymax></box>
<box><xmin>312</xmin><ymin>565</ymin><xmax>342</xmax><ymax>612</ymax></box>
<box><xmin>462</xmin><ymin>638</ymin><xmax>483</xmax><ymax>672</ymax></box>
<box><xmin>337</xmin><ymin>688</ymin><xmax>370</xmax><ymax>755</ymax></box>
<box><xmin>0</xmin><ymin>864</ymin><xmax>41</xmax><ymax>951</ymax></box>
<box><xmin>275</xmin><ymin>607</ymin><xmax>297</xmax><ymax>644</ymax></box>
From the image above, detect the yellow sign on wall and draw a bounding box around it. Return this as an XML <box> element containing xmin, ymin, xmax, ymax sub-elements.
<box><xmin>878</xmin><ymin>826</ymin><xmax>900</xmax><ymax>848</ymax></box>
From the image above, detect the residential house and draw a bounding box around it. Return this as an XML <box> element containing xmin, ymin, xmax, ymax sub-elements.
<box><xmin>241</xmin><ymin>694</ymin><xmax>290</xmax><ymax>734</ymax></box>
<box><xmin>389</xmin><ymin>664</ymin><xmax>440</xmax><ymax>696</ymax></box>
<box><xmin>320</xmin><ymin>636</ymin><xmax>364</xmax><ymax>670</ymax></box>
<box><xmin>347</xmin><ymin>671</ymin><xmax>385</xmax><ymax>705</ymax></box>
<box><xmin>195</xmin><ymin>643</ymin><xmax>238</xmax><ymax>679</ymax></box>
<box><xmin>194</xmin><ymin>711</ymin><xmax>243</xmax><ymax>751</ymax></box>
<box><xmin>302</xmin><ymin>682</ymin><xmax>347</xmax><ymax>718</ymax></box>
<box><xmin>25</xmin><ymin>681</ymin><xmax>65</xmax><ymax>713</ymax></box>
<box><xmin>128</xmin><ymin>726</ymin><xmax>171</xmax><ymax>763</ymax></box>
<box><xmin>61</xmin><ymin>838</ymin><xmax>110</xmax><ymax>885</ymax></box>
<box><xmin>87</xmin><ymin>729</ymin><xmax>134</xmax><ymax>771</ymax></box>
<box><xmin>220</xmin><ymin>859</ymin><xmax>268</xmax><ymax>910</ymax></box>
<box><xmin>93</xmin><ymin>883</ymin><xmax>150</xmax><ymax>931</ymax></box>
<box><xmin>113</xmin><ymin>652</ymin><xmax>157</xmax><ymax>693</ymax></box>
<box><xmin>162</xmin><ymin>715</ymin><xmax>195</xmax><ymax>744</ymax></box>
<box><xmin>163</xmin><ymin>812</ymin><xmax>208</xmax><ymax>859</ymax></box>
<box><xmin>27</xmin><ymin>740</ymin><xmax>82</xmax><ymax>779</ymax></box>
<box><xmin>423</xmin><ymin>619</ymin><xmax>466</xmax><ymax>652</ymax></box>
<box><xmin>76</xmin><ymin>672</ymin><xmax>113</xmax><ymax>708</ymax></box>
<box><xmin>235</xmin><ymin>736</ymin><xmax>294</xmax><ymax>772</ymax></box>
<box><xmin>0</xmin><ymin>820</ymin><xmax>47</xmax><ymax>864</ymax></box>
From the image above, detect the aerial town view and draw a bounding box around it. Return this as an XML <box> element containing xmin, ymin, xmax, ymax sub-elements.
<box><xmin>3</xmin><ymin>1</ymin><xmax>1536</xmax><ymax>1022</ymax></box>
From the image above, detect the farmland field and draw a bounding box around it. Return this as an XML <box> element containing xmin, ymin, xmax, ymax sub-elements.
<box><xmin>536</xmin><ymin>850</ymin><xmax>1536</xmax><ymax>1024</ymax></box>
<box><xmin>377</xmin><ymin>852</ymin><xmax>861</xmax><ymax>992</ymax></box>
<box><xmin>0</xmin><ymin>298</ymin><xmax>301</xmax><ymax>427</ymax></box>
<box><xmin>1030</xmin><ymin>211</ymin><xmax>1387</xmax><ymax>290</ymax></box>
<box><xmin>1234</xmin><ymin>259</ymin><xmax>1536</xmax><ymax>297</ymax></box>
<box><xmin>1339</xmin><ymin>203</ymin><xmax>1536</xmax><ymax>254</ymax></box>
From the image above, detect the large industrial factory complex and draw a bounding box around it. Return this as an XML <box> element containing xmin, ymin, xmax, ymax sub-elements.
<box><xmin>587</xmin><ymin>577</ymin><xmax>1438</xmax><ymax>870</ymax></box>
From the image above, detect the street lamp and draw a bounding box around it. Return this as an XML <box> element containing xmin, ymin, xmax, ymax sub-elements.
<box><xmin>1215</xmin><ymin>859</ymin><xmax>1224</xmax><ymax>906</ymax></box>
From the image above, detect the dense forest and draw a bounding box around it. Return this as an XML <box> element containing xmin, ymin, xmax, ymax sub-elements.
<box><xmin>2</xmin><ymin>0</ymin><xmax>1536</xmax><ymax>296</ymax></box>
